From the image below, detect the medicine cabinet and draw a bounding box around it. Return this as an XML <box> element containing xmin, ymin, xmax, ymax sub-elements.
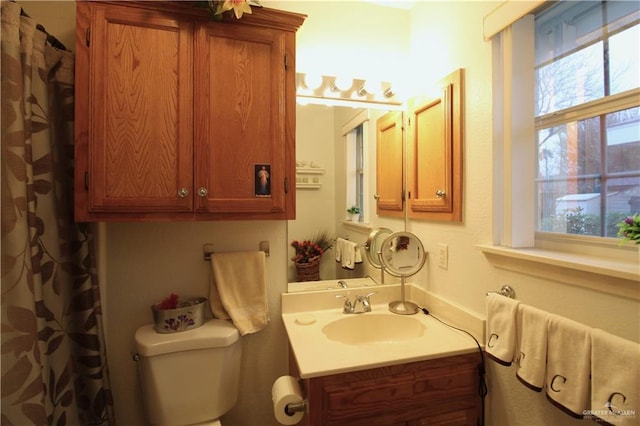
<box><xmin>376</xmin><ymin>68</ymin><xmax>464</xmax><ymax>222</ymax></box>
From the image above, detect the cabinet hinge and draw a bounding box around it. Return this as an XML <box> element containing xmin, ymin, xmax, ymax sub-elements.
<box><xmin>84</xmin><ymin>172</ymin><xmax>89</xmax><ymax>190</ymax></box>
<box><xmin>284</xmin><ymin>53</ymin><xmax>288</xmax><ymax>70</ymax></box>
<box><xmin>86</xmin><ymin>28</ymin><xmax>90</xmax><ymax>47</ymax></box>
<box><xmin>284</xmin><ymin>177</ymin><xmax>289</xmax><ymax>194</ymax></box>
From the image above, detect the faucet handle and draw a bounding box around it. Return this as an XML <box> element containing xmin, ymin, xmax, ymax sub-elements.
<box><xmin>357</xmin><ymin>292</ymin><xmax>377</xmax><ymax>313</ymax></box>
<box><xmin>335</xmin><ymin>294</ymin><xmax>353</xmax><ymax>313</ymax></box>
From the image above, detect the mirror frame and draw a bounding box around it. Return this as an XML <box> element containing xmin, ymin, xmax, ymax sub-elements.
<box><xmin>364</xmin><ymin>227</ymin><xmax>393</xmax><ymax>269</ymax></box>
<box><xmin>379</xmin><ymin>231</ymin><xmax>426</xmax><ymax>278</ymax></box>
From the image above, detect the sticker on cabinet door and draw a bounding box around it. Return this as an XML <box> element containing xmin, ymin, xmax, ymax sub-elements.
<box><xmin>255</xmin><ymin>164</ymin><xmax>271</xmax><ymax>198</ymax></box>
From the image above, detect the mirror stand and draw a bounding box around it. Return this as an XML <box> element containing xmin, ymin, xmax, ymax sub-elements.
<box><xmin>388</xmin><ymin>277</ymin><xmax>419</xmax><ymax>315</ymax></box>
<box><xmin>379</xmin><ymin>231</ymin><xmax>427</xmax><ymax>316</ymax></box>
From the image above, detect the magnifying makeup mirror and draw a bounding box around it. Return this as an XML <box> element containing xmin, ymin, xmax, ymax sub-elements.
<box><xmin>379</xmin><ymin>231</ymin><xmax>427</xmax><ymax>315</ymax></box>
<box><xmin>365</xmin><ymin>227</ymin><xmax>393</xmax><ymax>284</ymax></box>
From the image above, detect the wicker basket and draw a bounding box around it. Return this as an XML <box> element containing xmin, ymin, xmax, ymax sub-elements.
<box><xmin>295</xmin><ymin>258</ymin><xmax>320</xmax><ymax>282</ymax></box>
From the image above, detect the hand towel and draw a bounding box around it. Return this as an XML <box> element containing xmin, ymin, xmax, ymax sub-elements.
<box><xmin>545</xmin><ymin>314</ymin><xmax>591</xmax><ymax>418</ymax></box>
<box><xmin>209</xmin><ymin>251</ymin><xmax>269</xmax><ymax>336</ymax></box>
<box><xmin>589</xmin><ymin>328</ymin><xmax>640</xmax><ymax>426</ymax></box>
<box><xmin>341</xmin><ymin>240</ymin><xmax>362</xmax><ymax>270</ymax></box>
<box><xmin>516</xmin><ymin>304</ymin><xmax>550</xmax><ymax>391</ymax></box>
<box><xmin>486</xmin><ymin>293</ymin><xmax>521</xmax><ymax>366</ymax></box>
<box><xmin>335</xmin><ymin>237</ymin><xmax>346</xmax><ymax>263</ymax></box>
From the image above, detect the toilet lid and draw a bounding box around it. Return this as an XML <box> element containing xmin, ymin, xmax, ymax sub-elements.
<box><xmin>135</xmin><ymin>318</ymin><xmax>239</xmax><ymax>357</ymax></box>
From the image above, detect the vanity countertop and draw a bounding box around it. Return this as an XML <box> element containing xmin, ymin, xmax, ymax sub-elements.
<box><xmin>281</xmin><ymin>284</ymin><xmax>483</xmax><ymax>379</ymax></box>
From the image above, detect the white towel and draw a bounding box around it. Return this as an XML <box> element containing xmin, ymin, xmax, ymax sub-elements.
<box><xmin>209</xmin><ymin>251</ymin><xmax>269</xmax><ymax>336</ymax></box>
<box><xmin>516</xmin><ymin>304</ymin><xmax>550</xmax><ymax>391</ymax></box>
<box><xmin>342</xmin><ymin>240</ymin><xmax>362</xmax><ymax>270</ymax></box>
<box><xmin>335</xmin><ymin>237</ymin><xmax>346</xmax><ymax>263</ymax></box>
<box><xmin>590</xmin><ymin>328</ymin><xmax>640</xmax><ymax>426</ymax></box>
<box><xmin>335</xmin><ymin>238</ymin><xmax>362</xmax><ymax>269</ymax></box>
<box><xmin>545</xmin><ymin>314</ymin><xmax>591</xmax><ymax>418</ymax></box>
<box><xmin>486</xmin><ymin>293</ymin><xmax>521</xmax><ymax>366</ymax></box>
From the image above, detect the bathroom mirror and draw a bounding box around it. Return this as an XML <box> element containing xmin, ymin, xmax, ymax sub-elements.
<box><xmin>287</xmin><ymin>103</ymin><xmax>404</xmax><ymax>289</ymax></box>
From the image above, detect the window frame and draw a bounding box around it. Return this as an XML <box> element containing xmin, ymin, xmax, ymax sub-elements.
<box><xmin>483</xmin><ymin>11</ymin><xmax>639</xmax><ymax>300</ymax></box>
<box><xmin>342</xmin><ymin>109</ymin><xmax>371</xmax><ymax>225</ymax></box>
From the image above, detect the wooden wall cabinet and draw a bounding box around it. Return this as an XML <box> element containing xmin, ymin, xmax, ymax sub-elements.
<box><xmin>290</xmin><ymin>352</ymin><xmax>482</xmax><ymax>426</ymax></box>
<box><xmin>74</xmin><ymin>1</ymin><xmax>305</xmax><ymax>221</ymax></box>
<box><xmin>407</xmin><ymin>69</ymin><xmax>464</xmax><ymax>222</ymax></box>
<box><xmin>375</xmin><ymin>111</ymin><xmax>405</xmax><ymax>218</ymax></box>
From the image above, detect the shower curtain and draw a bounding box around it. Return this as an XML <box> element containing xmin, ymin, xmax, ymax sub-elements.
<box><xmin>1</xmin><ymin>2</ymin><xmax>114</xmax><ymax>425</ymax></box>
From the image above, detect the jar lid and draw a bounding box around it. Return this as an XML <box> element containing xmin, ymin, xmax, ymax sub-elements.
<box><xmin>135</xmin><ymin>318</ymin><xmax>239</xmax><ymax>357</ymax></box>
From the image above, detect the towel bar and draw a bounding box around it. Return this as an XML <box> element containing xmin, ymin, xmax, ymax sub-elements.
<box><xmin>486</xmin><ymin>284</ymin><xmax>516</xmax><ymax>299</ymax></box>
<box><xmin>203</xmin><ymin>241</ymin><xmax>270</xmax><ymax>260</ymax></box>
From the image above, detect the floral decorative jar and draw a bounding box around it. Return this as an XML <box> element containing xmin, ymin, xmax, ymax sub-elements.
<box><xmin>151</xmin><ymin>295</ymin><xmax>207</xmax><ymax>334</ymax></box>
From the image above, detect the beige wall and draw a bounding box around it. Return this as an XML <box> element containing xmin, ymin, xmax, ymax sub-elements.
<box><xmin>19</xmin><ymin>1</ymin><xmax>639</xmax><ymax>425</ymax></box>
<box><xmin>405</xmin><ymin>2</ymin><xmax>639</xmax><ymax>426</ymax></box>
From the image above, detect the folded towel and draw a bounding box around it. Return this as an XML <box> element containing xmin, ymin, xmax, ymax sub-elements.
<box><xmin>590</xmin><ymin>328</ymin><xmax>640</xmax><ymax>426</ymax></box>
<box><xmin>516</xmin><ymin>304</ymin><xmax>550</xmax><ymax>391</ymax></box>
<box><xmin>209</xmin><ymin>251</ymin><xmax>269</xmax><ymax>336</ymax></box>
<box><xmin>545</xmin><ymin>315</ymin><xmax>591</xmax><ymax>418</ymax></box>
<box><xmin>486</xmin><ymin>293</ymin><xmax>521</xmax><ymax>366</ymax></box>
<box><xmin>335</xmin><ymin>238</ymin><xmax>362</xmax><ymax>270</ymax></box>
<box><xmin>342</xmin><ymin>240</ymin><xmax>361</xmax><ymax>270</ymax></box>
<box><xmin>335</xmin><ymin>237</ymin><xmax>346</xmax><ymax>263</ymax></box>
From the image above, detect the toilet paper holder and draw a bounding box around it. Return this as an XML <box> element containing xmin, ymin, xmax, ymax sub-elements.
<box><xmin>284</xmin><ymin>400</ymin><xmax>308</xmax><ymax>415</ymax></box>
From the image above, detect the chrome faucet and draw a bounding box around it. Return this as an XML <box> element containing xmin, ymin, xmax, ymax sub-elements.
<box><xmin>338</xmin><ymin>280</ymin><xmax>349</xmax><ymax>289</ymax></box>
<box><xmin>336</xmin><ymin>292</ymin><xmax>377</xmax><ymax>314</ymax></box>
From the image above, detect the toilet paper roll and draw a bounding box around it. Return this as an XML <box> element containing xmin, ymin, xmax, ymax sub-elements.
<box><xmin>272</xmin><ymin>375</ymin><xmax>305</xmax><ymax>425</ymax></box>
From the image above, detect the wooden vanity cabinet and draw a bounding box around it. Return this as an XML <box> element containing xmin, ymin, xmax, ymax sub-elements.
<box><xmin>290</xmin><ymin>352</ymin><xmax>482</xmax><ymax>426</ymax></box>
<box><xmin>74</xmin><ymin>1</ymin><xmax>305</xmax><ymax>221</ymax></box>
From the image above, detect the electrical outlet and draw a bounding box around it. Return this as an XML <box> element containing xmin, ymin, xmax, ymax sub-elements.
<box><xmin>438</xmin><ymin>243</ymin><xmax>448</xmax><ymax>270</ymax></box>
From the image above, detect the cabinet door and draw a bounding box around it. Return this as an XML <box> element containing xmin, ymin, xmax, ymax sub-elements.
<box><xmin>75</xmin><ymin>2</ymin><xmax>194</xmax><ymax>218</ymax></box>
<box><xmin>376</xmin><ymin>111</ymin><xmax>405</xmax><ymax>218</ymax></box>
<box><xmin>194</xmin><ymin>22</ymin><xmax>293</xmax><ymax>219</ymax></box>
<box><xmin>407</xmin><ymin>69</ymin><xmax>463</xmax><ymax>222</ymax></box>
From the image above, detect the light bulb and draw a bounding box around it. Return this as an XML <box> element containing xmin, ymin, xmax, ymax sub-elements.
<box><xmin>304</xmin><ymin>74</ymin><xmax>323</xmax><ymax>90</ymax></box>
<box><xmin>363</xmin><ymin>79</ymin><xmax>382</xmax><ymax>95</ymax></box>
<box><xmin>331</xmin><ymin>76</ymin><xmax>352</xmax><ymax>92</ymax></box>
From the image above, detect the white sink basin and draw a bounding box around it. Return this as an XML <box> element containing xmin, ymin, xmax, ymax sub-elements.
<box><xmin>321</xmin><ymin>314</ymin><xmax>425</xmax><ymax>345</ymax></box>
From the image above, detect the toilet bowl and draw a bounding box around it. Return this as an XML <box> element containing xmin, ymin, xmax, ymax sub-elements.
<box><xmin>134</xmin><ymin>318</ymin><xmax>241</xmax><ymax>426</ymax></box>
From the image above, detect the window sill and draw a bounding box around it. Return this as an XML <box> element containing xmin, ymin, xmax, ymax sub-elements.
<box><xmin>476</xmin><ymin>244</ymin><xmax>639</xmax><ymax>300</ymax></box>
<box><xmin>342</xmin><ymin>220</ymin><xmax>372</xmax><ymax>234</ymax></box>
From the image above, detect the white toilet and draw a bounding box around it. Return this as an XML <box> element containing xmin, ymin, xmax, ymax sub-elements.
<box><xmin>134</xmin><ymin>318</ymin><xmax>242</xmax><ymax>426</ymax></box>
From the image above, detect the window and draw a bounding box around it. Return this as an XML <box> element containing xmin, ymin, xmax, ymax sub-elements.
<box><xmin>534</xmin><ymin>1</ymin><xmax>640</xmax><ymax>238</ymax></box>
<box><xmin>484</xmin><ymin>1</ymin><xmax>639</xmax><ymax>298</ymax></box>
<box><xmin>345</xmin><ymin>123</ymin><xmax>364</xmax><ymax>222</ymax></box>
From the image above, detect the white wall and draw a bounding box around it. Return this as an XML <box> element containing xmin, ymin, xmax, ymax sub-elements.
<box><xmin>21</xmin><ymin>1</ymin><xmax>639</xmax><ymax>425</ymax></box>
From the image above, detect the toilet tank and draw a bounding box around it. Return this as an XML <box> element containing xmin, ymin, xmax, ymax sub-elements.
<box><xmin>135</xmin><ymin>319</ymin><xmax>241</xmax><ymax>426</ymax></box>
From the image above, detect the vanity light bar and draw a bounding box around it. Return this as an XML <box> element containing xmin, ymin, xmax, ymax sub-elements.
<box><xmin>296</xmin><ymin>73</ymin><xmax>403</xmax><ymax>108</ymax></box>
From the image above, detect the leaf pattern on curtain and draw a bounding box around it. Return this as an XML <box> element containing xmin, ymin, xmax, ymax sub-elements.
<box><xmin>1</xmin><ymin>3</ymin><xmax>114</xmax><ymax>425</ymax></box>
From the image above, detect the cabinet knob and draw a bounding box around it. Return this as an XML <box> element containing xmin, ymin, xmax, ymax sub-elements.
<box><xmin>435</xmin><ymin>190</ymin><xmax>446</xmax><ymax>198</ymax></box>
<box><xmin>198</xmin><ymin>187</ymin><xmax>208</xmax><ymax>197</ymax></box>
<box><xmin>373</xmin><ymin>194</ymin><xmax>381</xmax><ymax>200</ymax></box>
<box><xmin>178</xmin><ymin>188</ymin><xmax>189</xmax><ymax>198</ymax></box>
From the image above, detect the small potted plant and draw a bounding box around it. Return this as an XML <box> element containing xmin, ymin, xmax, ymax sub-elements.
<box><xmin>616</xmin><ymin>213</ymin><xmax>640</xmax><ymax>245</ymax></box>
<box><xmin>347</xmin><ymin>206</ymin><xmax>360</xmax><ymax>221</ymax></box>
